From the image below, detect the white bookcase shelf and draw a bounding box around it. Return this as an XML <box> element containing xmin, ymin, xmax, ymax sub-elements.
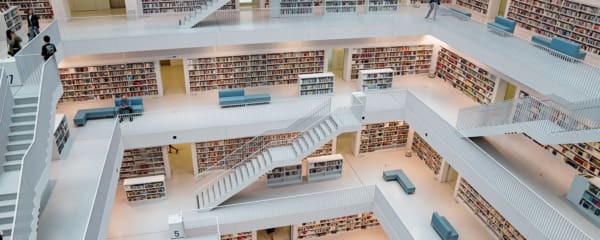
<box><xmin>367</xmin><ymin>0</ymin><xmax>399</xmax><ymax>12</ymax></box>
<box><xmin>325</xmin><ymin>0</ymin><xmax>357</xmax><ymax>14</ymax></box>
<box><xmin>0</xmin><ymin>0</ymin><xmax>53</xmax><ymax>20</ymax></box>
<box><xmin>186</xmin><ymin>50</ymin><xmax>325</xmax><ymax>92</ymax></box>
<box><xmin>270</xmin><ymin>0</ymin><xmax>314</xmax><ymax>17</ymax></box>
<box><xmin>307</xmin><ymin>154</ymin><xmax>343</xmax><ymax>181</ymax></box>
<box><xmin>121</xmin><ymin>146</ymin><xmax>169</xmax><ymax>180</ymax></box>
<box><xmin>141</xmin><ymin>0</ymin><xmax>238</xmax><ymax>14</ymax></box>
<box><xmin>526</xmin><ymin>134</ymin><xmax>600</xmax><ymax>177</ymax></box>
<box><xmin>296</xmin><ymin>212</ymin><xmax>379</xmax><ymax>238</ymax></box>
<box><xmin>266</xmin><ymin>140</ymin><xmax>334</xmax><ymax>186</ymax></box>
<box><xmin>411</xmin><ymin>132</ymin><xmax>442</xmax><ymax>176</ymax></box>
<box><xmin>359</xmin><ymin>68</ymin><xmax>394</xmax><ymax>91</ymax></box>
<box><xmin>221</xmin><ymin>231</ymin><xmax>254</xmax><ymax>240</ymax></box>
<box><xmin>52</xmin><ymin>114</ymin><xmax>71</xmax><ymax>160</ymax></box>
<box><xmin>359</xmin><ymin>121</ymin><xmax>410</xmax><ymax>154</ymax></box>
<box><xmin>58</xmin><ymin>61</ymin><xmax>160</xmax><ymax>103</ymax></box>
<box><xmin>507</xmin><ymin>0</ymin><xmax>600</xmax><ymax>56</ymax></box>
<box><xmin>349</xmin><ymin>45</ymin><xmax>433</xmax><ymax>80</ymax></box>
<box><xmin>298</xmin><ymin>72</ymin><xmax>335</xmax><ymax>96</ymax></box>
<box><xmin>436</xmin><ymin>47</ymin><xmax>497</xmax><ymax>104</ymax></box>
<box><xmin>456</xmin><ymin>0</ymin><xmax>491</xmax><ymax>15</ymax></box>
<box><xmin>410</xmin><ymin>0</ymin><xmax>452</xmax><ymax>3</ymax></box>
<box><xmin>0</xmin><ymin>5</ymin><xmax>22</xmax><ymax>40</ymax></box>
<box><xmin>456</xmin><ymin>178</ymin><xmax>526</xmax><ymax>240</ymax></box>
<box><xmin>123</xmin><ymin>175</ymin><xmax>167</xmax><ymax>202</ymax></box>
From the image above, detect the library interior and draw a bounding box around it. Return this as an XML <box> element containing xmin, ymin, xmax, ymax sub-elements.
<box><xmin>0</xmin><ymin>0</ymin><xmax>600</xmax><ymax>239</ymax></box>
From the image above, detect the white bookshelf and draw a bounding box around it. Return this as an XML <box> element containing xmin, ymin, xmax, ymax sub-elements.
<box><xmin>298</xmin><ymin>72</ymin><xmax>334</xmax><ymax>96</ymax></box>
<box><xmin>436</xmin><ymin>47</ymin><xmax>497</xmax><ymax>104</ymax></box>
<box><xmin>0</xmin><ymin>0</ymin><xmax>53</xmax><ymax>20</ymax></box>
<box><xmin>307</xmin><ymin>154</ymin><xmax>343</xmax><ymax>182</ymax></box>
<box><xmin>123</xmin><ymin>175</ymin><xmax>167</xmax><ymax>202</ymax></box>
<box><xmin>367</xmin><ymin>0</ymin><xmax>398</xmax><ymax>13</ymax></box>
<box><xmin>271</xmin><ymin>0</ymin><xmax>314</xmax><ymax>17</ymax></box>
<box><xmin>52</xmin><ymin>114</ymin><xmax>71</xmax><ymax>160</ymax></box>
<box><xmin>120</xmin><ymin>146</ymin><xmax>170</xmax><ymax>180</ymax></box>
<box><xmin>186</xmin><ymin>50</ymin><xmax>325</xmax><ymax>92</ymax></box>
<box><xmin>410</xmin><ymin>0</ymin><xmax>452</xmax><ymax>3</ymax></box>
<box><xmin>358</xmin><ymin>68</ymin><xmax>393</xmax><ymax>91</ymax></box>
<box><xmin>296</xmin><ymin>212</ymin><xmax>379</xmax><ymax>238</ymax></box>
<box><xmin>266</xmin><ymin>164</ymin><xmax>303</xmax><ymax>186</ymax></box>
<box><xmin>221</xmin><ymin>231</ymin><xmax>254</xmax><ymax>240</ymax></box>
<box><xmin>348</xmin><ymin>45</ymin><xmax>433</xmax><ymax>80</ymax></box>
<box><xmin>0</xmin><ymin>5</ymin><xmax>22</xmax><ymax>40</ymax></box>
<box><xmin>58</xmin><ymin>61</ymin><xmax>161</xmax><ymax>103</ymax></box>
<box><xmin>325</xmin><ymin>0</ymin><xmax>357</xmax><ymax>14</ymax></box>
<box><xmin>141</xmin><ymin>0</ymin><xmax>238</xmax><ymax>14</ymax></box>
<box><xmin>411</xmin><ymin>132</ymin><xmax>442</xmax><ymax>176</ymax></box>
<box><xmin>358</xmin><ymin>121</ymin><xmax>410</xmax><ymax>154</ymax></box>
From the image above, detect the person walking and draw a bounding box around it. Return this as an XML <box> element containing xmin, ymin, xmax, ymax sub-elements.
<box><xmin>41</xmin><ymin>35</ymin><xmax>57</xmax><ymax>61</ymax></box>
<box><xmin>26</xmin><ymin>9</ymin><xmax>40</xmax><ymax>40</ymax></box>
<box><xmin>425</xmin><ymin>0</ymin><xmax>441</xmax><ymax>20</ymax></box>
<box><xmin>6</xmin><ymin>30</ymin><xmax>22</xmax><ymax>57</ymax></box>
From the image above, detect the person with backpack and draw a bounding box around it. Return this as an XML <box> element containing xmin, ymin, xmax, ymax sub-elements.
<box><xmin>425</xmin><ymin>0</ymin><xmax>441</xmax><ymax>21</ymax></box>
<box><xmin>6</xmin><ymin>30</ymin><xmax>22</xmax><ymax>57</ymax></box>
<box><xmin>41</xmin><ymin>35</ymin><xmax>56</xmax><ymax>61</ymax></box>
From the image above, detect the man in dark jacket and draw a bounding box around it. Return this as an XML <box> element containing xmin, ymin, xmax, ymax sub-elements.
<box><xmin>27</xmin><ymin>9</ymin><xmax>40</xmax><ymax>39</ymax></box>
<box><xmin>425</xmin><ymin>0</ymin><xmax>441</xmax><ymax>20</ymax></box>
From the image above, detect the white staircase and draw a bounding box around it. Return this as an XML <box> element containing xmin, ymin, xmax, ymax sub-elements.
<box><xmin>196</xmin><ymin>113</ymin><xmax>359</xmax><ymax>211</ymax></box>
<box><xmin>179</xmin><ymin>0</ymin><xmax>234</xmax><ymax>28</ymax></box>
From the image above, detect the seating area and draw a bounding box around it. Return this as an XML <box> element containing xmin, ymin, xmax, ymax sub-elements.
<box><xmin>218</xmin><ymin>89</ymin><xmax>271</xmax><ymax>107</ymax></box>
<box><xmin>382</xmin><ymin>169</ymin><xmax>415</xmax><ymax>194</ymax></box>
<box><xmin>447</xmin><ymin>7</ymin><xmax>471</xmax><ymax>20</ymax></box>
<box><xmin>531</xmin><ymin>35</ymin><xmax>587</xmax><ymax>60</ymax></box>
<box><xmin>73</xmin><ymin>97</ymin><xmax>144</xmax><ymax>127</ymax></box>
<box><xmin>486</xmin><ymin>16</ymin><xmax>515</xmax><ymax>36</ymax></box>
<box><xmin>431</xmin><ymin>212</ymin><xmax>459</xmax><ymax>240</ymax></box>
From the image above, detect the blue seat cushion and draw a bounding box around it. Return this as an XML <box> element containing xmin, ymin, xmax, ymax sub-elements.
<box><xmin>395</xmin><ymin>171</ymin><xmax>416</xmax><ymax>194</ymax></box>
<box><xmin>220</xmin><ymin>96</ymin><xmax>247</xmax><ymax>105</ymax></box>
<box><xmin>114</xmin><ymin>105</ymin><xmax>144</xmax><ymax>115</ymax></box>
<box><xmin>431</xmin><ymin>212</ymin><xmax>459</xmax><ymax>240</ymax></box>
<box><xmin>73</xmin><ymin>107</ymin><xmax>116</xmax><ymax>126</ymax></box>
<box><xmin>531</xmin><ymin>35</ymin><xmax>551</xmax><ymax>47</ymax></box>
<box><xmin>578</xmin><ymin>50</ymin><xmax>587</xmax><ymax>60</ymax></box>
<box><xmin>449</xmin><ymin>8</ymin><xmax>471</xmax><ymax>17</ymax></box>
<box><xmin>488</xmin><ymin>22</ymin><xmax>512</xmax><ymax>33</ymax></box>
<box><xmin>551</xmin><ymin>37</ymin><xmax>582</xmax><ymax>58</ymax></box>
<box><xmin>244</xmin><ymin>94</ymin><xmax>271</xmax><ymax>104</ymax></box>
<box><xmin>219</xmin><ymin>89</ymin><xmax>245</xmax><ymax>98</ymax></box>
<box><xmin>494</xmin><ymin>16</ymin><xmax>515</xmax><ymax>33</ymax></box>
<box><xmin>383</xmin><ymin>170</ymin><xmax>403</xmax><ymax>181</ymax></box>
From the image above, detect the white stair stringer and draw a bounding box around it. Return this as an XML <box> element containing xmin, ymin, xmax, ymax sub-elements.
<box><xmin>179</xmin><ymin>0</ymin><xmax>233</xmax><ymax>28</ymax></box>
<box><xmin>196</xmin><ymin>114</ymin><xmax>361</xmax><ymax>211</ymax></box>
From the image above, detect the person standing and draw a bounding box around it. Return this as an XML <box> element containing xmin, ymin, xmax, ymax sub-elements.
<box><xmin>41</xmin><ymin>35</ymin><xmax>56</xmax><ymax>61</ymax></box>
<box><xmin>425</xmin><ymin>0</ymin><xmax>441</xmax><ymax>20</ymax></box>
<box><xmin>26</xmin><ymin>9</ymin><xmax>40</xmax><ymax>39</ymax></box>
<box><xmin>118</xmin><ymin>94</ymin><xmax>134</xmax><ymax>122</ymax></box>
<box><xmin>6</xmin><ymin>30</ymin><xmax>22</xmax><ymax>57</ymax></box>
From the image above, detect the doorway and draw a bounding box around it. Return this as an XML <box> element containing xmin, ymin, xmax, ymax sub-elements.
<box><xmin>504</xmin><ymin>82</ymin><xmax>517</xmax><ymax>100</ymax></box>
<box><xmin>68</xmin><ymin>0</ymin><xmax>126</xmax><ymax>17</ymax></box>
<box><xmin>167</xmin><ymin>143</ymin><xmax>194</xmax><ymax>176</ymax></box>
<box><xmin>160</xmin><ymin>59</ymin><xmax>187</xmax><ymax>95</ymax></box>
<box><xmin>257</xmin><ymin>225</ymin><xmax>292</xmax><ymax>240</ymax></box>
<box><xmin>328</xmin><ymin>48</ymin><xmax>346</xmax><ymax>79</ymax></box>
<box><xmin>336</xmin><ymin>132</ymin><xmax>356</xmax><ymax>155</ymax></box>
<box><xmin>441</xmin><ymin>163</ymin><xmax>459</xmax><ymax>190</ymax></box>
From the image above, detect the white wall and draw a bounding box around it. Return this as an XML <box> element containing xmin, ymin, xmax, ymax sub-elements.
<box><xmin>68</xmin><ymin>0</ymin><xmax>111</xmax><ymax>11</ymax></box>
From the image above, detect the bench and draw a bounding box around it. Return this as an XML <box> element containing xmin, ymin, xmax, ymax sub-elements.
<box><xmin>431</xmin><ymin>212</ymin><xmax>459</xmax><ymax>240</ymax></box>
<box><xmin>487</xmin><ymin>16</ymin><xmax>515</xmax><ymax>36</ymax></box>
<box><xmin>531</xmin><ymin>35</ymin><xmax>587</xmax><ymax>60</ymax></box>
<box><xmin>218</xmin><ymin>89</ymin><xmax>271</xmax><ymax>107</ymax></box>
<box><xmin>382</xmin><ymin>169</ymin><xmax>415</xmax><ymax>194</ymax></box>
<box><xmin>74</xmin><ymin>107</ymin><xmax>115</xmax><ymax>127</ymax></box>
<box><xmin>448</xmin><ymin>7</ymin><xmax>471</xmax><ymax>20</ymax></box>
<box><xmin>114</xmin><ymin>97</ymin><xmax>144</xmax><ymax>115</ymax></box>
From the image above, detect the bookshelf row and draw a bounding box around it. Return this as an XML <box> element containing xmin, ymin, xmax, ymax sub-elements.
<box><xmin>527</xmin><ymin>134</ymin><xmax>600</xmax><ymax>177</ymax></box>
<box><xmin>58</xmin><ymin>61</ymin><xmax>160</xmax><ymax>103</ymax></box>
<box><xmin>456</xmin><ymin>178</ymin><xmax>526</xmax><ymax>240</ymax></box>
<box><xmin>456</xmin><ymin>0</ymin><xmax>490</xmax><ymax>15</ymax></box>
<box><xmin>307</xmin><ymin>154</ymin><xmax>343</xmax><ymax>181</ymax></box>
<box><xmin>359</xmin><ymin>121</ymin><xmax>410</xmax><ymax>153</ymax></box>
<box><xmin>324</xmin><ymin>0</ymin><xmax>358</xmax><ymax>15</ymax></box>
<box><xmin>359</xmin><ymin>68</ymin><xmax>394</xmax><ymax>91</ymax></box>
<box><xmin>436</xmin><ymin>47</ymin><xmax>497</xmax><ymax>104</ymax></box>
<box><xmin>0</xmin><ymin>0</ymin><xmax>53</xmax><ymax>20</ymax></box>
<box><xmin>194</xmin><ymin>132</ymin><xmax>299</xmax><ymax>174</ymax></box>
<box><xmin>297</xmin><ymin>212</ymin><xmax>379</xmax><ymax>239</ymax></box>
<box><xmin>350</xmin><ymin>45</ymin><xmax>433</xmax><ymax>80</ymax></box>
<box><xmin>266</xmin><ymin>140</ymin><xmax>334</xmax><ymax>186</ymax></box>
<box><xmin>576</xmin><ymin>179</ymin><xmax>600</xmax><ymax>219</ymax></box>
<box><xmin>0</xmin><ymin>5</ymin><xmax>22</xmax><ymax>36</ymax></box>
<box><xmin>221</xmin><ymin>231</ymin><xmax>253</xmax><ymax>240</ymax></box>
<box><xmin>186</xmin><ymin>50</ymin><xmax>325</xmax><ymax>92</ymax></box>
<box><xmin>367</xmin><ymin>0</ymin><xmax>399</xmax><ymax>12</ymax></box>
<box><xmin>121</xmin><ymin>146</ymin><xmax>167</xmax><ymax>179</ymax></box>
<box><xmin>53</xmin><ymin>114</ymin><xmax>71</xmax><ymax>160</ymax></box>
<box><xmin>507</xmin><ymin>0</ymin><xmax>600</xmax><ymax>56</ymax></box>
<box><xmin>123</xmin><ymin>175</ymin><xmax>166</xmax><ymax>202</ymax></box>
<box><xmin>410</xmin><ymin>0</ymin><xmax>452</xmax><ymax>3</ymax></box>
<box><xmin>141</xmin><ymin>0</ymin><xmax>237</xmax><ymax>14</ymax></box>
<box><xmin>411</xmin><ymin>132</ymin><xmax>443</xmax><ymax>176</ymax></box>
<box><xmin>298</xmin><ymin>72</ymin><xmax>335</xmax><ymax>96</ymax></box>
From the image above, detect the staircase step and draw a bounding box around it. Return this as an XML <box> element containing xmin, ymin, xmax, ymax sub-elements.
<box><xmin>0</xmin><ymin>223</ymin><xmax>11</xmax><ymax>238</ymax></box>
<box><xmin>241</xmin><ymin>165</ymin><xmax>250</xmax><ymax>179</ymax></box>
<box><xmin>14</xmin><ymin>97</ymin><xmax>38</xmax><ymax>105</ymax></box>
<box><xmin>324</xmin><ymin>119</ymin><xmax>336</xmax><ymax>133</ymax></box>
<box><xmin>251</xmin><ymin>160</ymin><xmax>260</xmax><ymax>172</ymax></box>
<box><xmin>309</xmin><ymin>130</ymin><xmax>319</xmax><ymax>143</ymax></box>
<box><xmin>245</xmin><ymin>162</ymin><xmax>255</xmax><ymax>176</ymax></box>
<box><xmin>3</xmin><ymin>161</ymin><xmax>21</xmax><ymax>172</ymax></box>
<box><xmin>256</xmin><ymin>155</ymin><xmax>266</xmax><ymax>169</ymax></box>
<box><xmin>213</xmin><ymin>184</ymin><xmax>221</xmax><ymax>199</ymax></box>
<box><xmin>9</xmin><ymin>121</ymin><xmax>35</xmax><ymax>132</ymax></box>
<box><xmin>4</xmin><ymin>150</ymin><xmax>26</xmax><ymax>162</ymax></box>
<box><xmin>291</xmin><ymin>141</ymin><xmax>301</xmax><ymax>156</ymax></box>
<box><xmin>0</xmin><ymin>211</ymin><xmax>14</xmax><ymax>225</ymax></box>
<box><xmin>235</xmin><ymin>169</ymin><xmax>243</xmax><ymax>183</ymax></box>
<box><xmin>330</xmin><ymin>115</ymin><xmax>342</xmax><ymax>127</ymax></box>
<box><xmin>217</xmin><ymin>180</ymin><xmax>226</xmax><ymax>195</ymax></box>
<box><xmin>223</xmin><ymin>176</ymin><xmax>231</xmax><ymax>192</ymax></box>
<box><xmin>12</xmin><ymin>103</ymin><xmax>37</xmax><ymax>114</ymax></box>
<box><xmin>264</xmin><ymin>150</ymin><xmax>273</xmax><ymax>164</ymax></box>
<box><xmin>6</xmin><ymin>139</ymin><xmax>32</xmax><ymax>152</ymax></box>
<box><xmin>0</xmin><ymin>199</ymin><xmax>16</xmax><ymax>212</ymax></box>
<box><xmin>302</xmin><ymin>134</ymin><xmax>314</xmax><ymax>147</ymax></box>
<box><xmin>319</xmin><ymin>122</ymin><xmax>332</xmax><ymax>135</ymax></box>
<box><xmin>313</xmin><ymin>126</ymin><xmax>326</xmax><ymax>140</ymax></box>
<box><xmin>229</xmin><ymin>173</ymin><xmax>238</xmax><ymax>188</ymax></box>
<box><xmin>11</xmin><ymin>112</ymin><xmax>36</xmax><ymax>122</ymax></box>
<box><xmin>297</xmin><ymin>138</ymin><xmax>308</xmax><ymax>152</ymax></box>
<box><xmin>8</xmin><ymin>130</ymin><xmax>34</xmax><ymax>141</ymax></box>
<box><xmin>0</xmin><ymin>194</ymin><xmax>16</xmax><ymax>202</ymax></box>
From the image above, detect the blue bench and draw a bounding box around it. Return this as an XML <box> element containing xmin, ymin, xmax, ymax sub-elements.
<box><xmin>382</xmin><ymin>169</ymin><xmax>415</xmax><ymax>194</ymax></box>
<box><xmin>448</xmin><ymin>7</ymin><xmax>471</xmax><ymax>20</ymax></box>
<box><xmin>531</xmin><ymin>35</ymin><xmax>587</xmax><ymax>60</ymax></box>
<box><xmin>487</xmin><ymin>16</ymin><xmax>515</xmax><ymax>36</ymax></box>
<box><xmin>74</xmin><ymin>107</ymin><xmax>115</xmax><ymax>127</ymax></box>
<box><xmin>218</xmin><ymin>89</ymin><xmax>271</xmax><ymax>107</ymax></box>
<box><xmin>114</xmin><ymin>97</ymin><xmax>144</xmax><ymax>115</ymax></box>
<box><xmin>431</xmin><ymin>212</ymin><xmax>459</xmax><ymax>240</ymax></box>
